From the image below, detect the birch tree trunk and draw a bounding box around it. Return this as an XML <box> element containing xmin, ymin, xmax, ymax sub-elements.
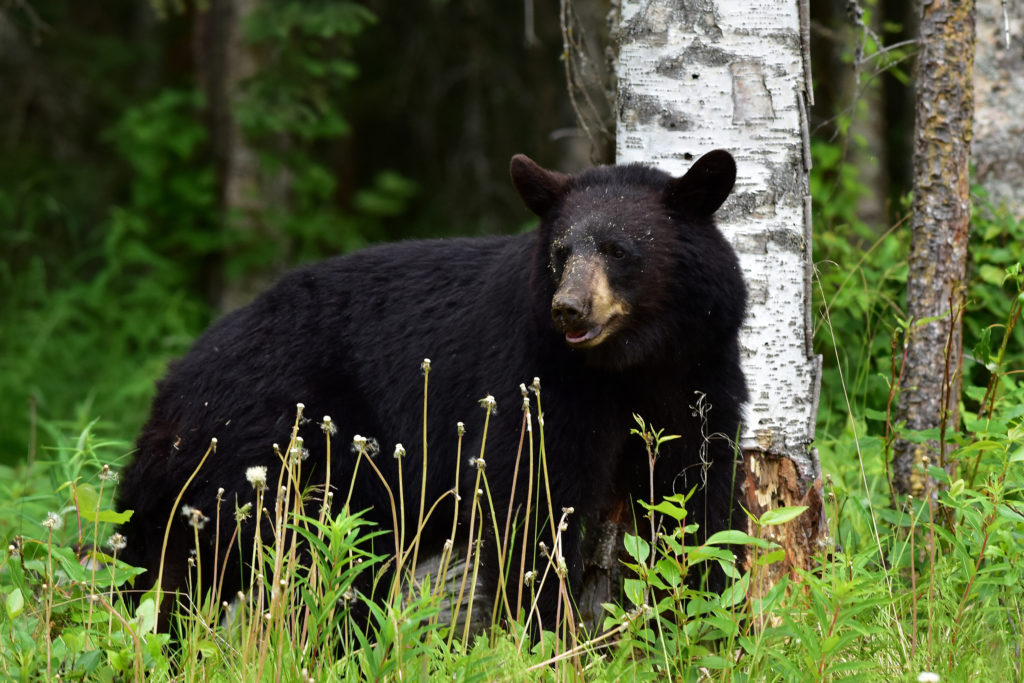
<box><xmin>579</xmin><ymin>0</ymin><xmax>825</xmax><ymax>613</ymax></box>
<box><xmin>974</xmin><ymin>0</ymin><xmax>1024</xmax><ymax>221</ymax></box>
<box><xmin>893</xmin><ymin>1</ymin><xmax>975</xmax><ymax>496</ymax></box>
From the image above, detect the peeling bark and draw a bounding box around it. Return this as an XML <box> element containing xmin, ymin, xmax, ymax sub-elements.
<box><xmin>893</xmin><ymin>0</ymin><xmax>975</xmax><ymax>496</ymax></box>
<box><xmin>974</xmin><ymin>0</ymin><xmax>1024</xmax><ymax>220</ymax></box>
<box><xmin>600</xmin><ymin>0</ymin><xmax>826</xmax><ymax>601</ymax></box>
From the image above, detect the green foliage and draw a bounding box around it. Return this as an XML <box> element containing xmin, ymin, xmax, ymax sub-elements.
<box><xmin>226</xmin><ymin>1</ymin><xmax>418</xmax><ymax>272</ymax></box>
<box><xmin>0</xmin><ymin>87</ymin><xmax>215</xmax><ymax>466</ymax></box>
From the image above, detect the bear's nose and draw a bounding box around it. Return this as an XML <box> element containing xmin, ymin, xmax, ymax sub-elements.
<box><xmin>551</xmin><ymin>294</ymin><xmax>588</xmax><ymax>329</ymax></box>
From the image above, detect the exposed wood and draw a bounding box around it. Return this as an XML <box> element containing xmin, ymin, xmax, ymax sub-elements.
<box><xmin>893</xmin><ymin>0</ymin><xmax>975</xmax><ymax>496</ymax></box>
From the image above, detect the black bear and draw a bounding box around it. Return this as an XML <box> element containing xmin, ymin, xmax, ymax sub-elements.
<box><xmin>116</xmin><ymin>149</ymin><xmax>747</xmax><ymax>631</ymax></box>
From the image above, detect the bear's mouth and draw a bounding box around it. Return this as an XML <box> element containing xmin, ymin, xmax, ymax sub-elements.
<box><xmin>565</xmin><ymin>325</ymin><xmax>602</xmax><ymax>345</ymax></box>
<box><xmin>563</xmin><ymin>315</ymin><xmax>621</xmax><ymax>348</ymax></box>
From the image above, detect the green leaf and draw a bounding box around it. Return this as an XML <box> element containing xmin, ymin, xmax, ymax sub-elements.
<box><xmin>136</xmin><ymin>597</ymin><xmax>157</xmax><ymax>634</ymax></box>
<box><xmin>623</xmin><ymin>578</ymin><xmax>645</xmax><ymax>609</ymax></box>
<box><xmin>623</xmin><ymin>534</ymin><xmax>651</xmax><ymax>563</ymax></box>
<box><xmin>642</xmin><ymin>498</ymin><xmax>688</xmax><ymax>521</ymax></box>
<box><xmin>5</xmin><ymin>588</ymin><xmax>24</xmax><ymax>618</ymax></box>
<box><xmin>759</xmin><ymin>506</ymin><xmax>808</xmax><ymax>526</ymax></box>
<box><xmin>972</xmin><ymin>326</ymin><xmax>993</xmax><ymax>365</ymax></box>
<box><xmin>77</xmin><ymin>482</ymin><xmax>133</xmax><ymax>524</ymax></box>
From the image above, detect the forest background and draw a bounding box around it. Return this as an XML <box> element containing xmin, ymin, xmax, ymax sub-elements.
<box><xmin>0</xmin><ymin>0</ymin><xmax>955</xmax><ymax>465</ymax></box>
<box><xmin>2</xmin><ymin>0</ymin><xmax>1024</xmax><ymax>680</ymax></box>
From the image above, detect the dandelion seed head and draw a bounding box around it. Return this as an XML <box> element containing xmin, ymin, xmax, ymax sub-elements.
<box><xmin>98</xmin><ymin>465</ymin><xmax>119</xmax><ymax>483</ymax></box>
<box><xmin>421</xmin><ymin>358</ymin><xmax>431</xmax><ymax>374</ymax></box>
<box><xmin>531</xmin><ymin>377</ymin><xmax>541</xmax><ymax>392</ymax></box>
<box><xmin>520</xmin><ymin>383</ymin><xmax>527</xmax><ymax>397</ymax></box>
<box><xmin>246</xmin><ymin>466</ymin><xmax>268</xmax><ymax>491</ymax></box>
<box><xmin>181</xmin><ymin>505</ymin><xmax>210</xmax><ymax>530</ymax></box>
<box><xmin>393</xmin><ymin>443</ymin><xmax>406</xmax><ymax>459</ymax></box>
<box><xmin>321</xmin><ymin>416</ymin><xmax>337</xmax><ymax>435</ymax></box>
<box><xmin>457</xmin><ymin>422</ymin><xmax>465</xmax><ymax>436</ymax></box>
<box><xmin>106</xmin><ymin>533</ymin><xmax>127</xmax><ymax>552</ymax></box>
<box><xmin>479</xmin><ymin>395</ymin><xmax>497</xmax><ymax>411</ymax></box>
<box><xmin>41</xmin><ymin>511</ymin><xmax>63</xmax><ymax>531</ymax></box>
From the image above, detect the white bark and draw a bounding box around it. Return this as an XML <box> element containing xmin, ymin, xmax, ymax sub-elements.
<box><xmin>974</xmin><ymin>0</ymin><xmax>1024</xmax><ymax>220</ymax></box>
<box><xmin>615</xmin><ymin>0</ymin><xmax>820</xmax><ymax>477</ymax></box>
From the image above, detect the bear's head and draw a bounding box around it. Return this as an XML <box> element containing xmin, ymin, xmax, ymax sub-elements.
<box><xmin>511</xmin><ymin>150</ymin><xmax>743</xmax><ymax>369</ymax></box>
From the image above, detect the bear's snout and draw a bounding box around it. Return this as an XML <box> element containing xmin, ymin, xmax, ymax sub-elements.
<box><xmin>551</xmin><ymin>292</ymin><xmax>589</xmax><ymax>331</ymax></box>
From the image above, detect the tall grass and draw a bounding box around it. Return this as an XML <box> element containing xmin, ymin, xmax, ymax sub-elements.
<box><xmin>3</xmin><ymin>203</ymin><xmax>1024</xmax><ymax>679</ymax></box>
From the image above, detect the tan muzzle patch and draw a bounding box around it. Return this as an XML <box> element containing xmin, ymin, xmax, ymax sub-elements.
<box><xmin>552</xmin><ymin>255</ymin><xmax>631</xmax><ymax>348</ymax></box>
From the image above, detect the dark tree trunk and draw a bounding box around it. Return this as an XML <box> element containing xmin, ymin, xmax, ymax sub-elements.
<box><xmin>194</xmin><ymin>0</ymin><xmax>278</xmax><ymax>313</ymax></box>
<box><xmin>893</xmin><ymin>0</ymin><xmax>976</xmax><ymax>496</ymax></box>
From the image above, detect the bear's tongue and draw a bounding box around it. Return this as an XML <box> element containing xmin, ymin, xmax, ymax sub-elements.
<box><xmin>566</xmin><ymin>327</ymin><xmax>595</xmax><ymax>344</ymax></box>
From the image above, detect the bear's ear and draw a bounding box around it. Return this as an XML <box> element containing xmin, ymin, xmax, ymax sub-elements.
<box><xmin>510</xmin><ymin>154</ymin><xmax>571</xmax><ymax>217</ymax></box>
<box><xmin>662</xmin><ymin>149</ymin><xmax>736</xmax><ymax>218</ymax></box>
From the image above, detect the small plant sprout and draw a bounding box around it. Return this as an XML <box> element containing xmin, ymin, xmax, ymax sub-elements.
<box><xmin>246</xmin><ymin>466</ymin><xmax>268</xmax><ymax>491</ymax></box>
<box><xmin>393</xmin><ymin>443</ymin><xmax>406</xmax><ymax>459</ymax></box>
<box><xmin>235</xmin><ymin>501</ymin><xmax>253</xmax><ymax>522</ymax></box>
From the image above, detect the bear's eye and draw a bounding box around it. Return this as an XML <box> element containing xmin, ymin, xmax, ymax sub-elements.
<box><xmin>601</xmin><ymin>242</ymin><xmax>628</xmax><ymax>260</ymax></box>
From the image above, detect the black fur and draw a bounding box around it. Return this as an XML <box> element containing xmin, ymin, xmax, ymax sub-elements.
<box><xmin>116</xmin><ymin>151</ymin><xmax>748</xmax><ymax>630</ymax></box>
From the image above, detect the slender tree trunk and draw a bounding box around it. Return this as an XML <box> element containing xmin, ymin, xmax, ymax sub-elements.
<box><xmin>893</xmin><ymin>0</ymin><xmax>975</xmax><ymax>496</ymax></box>
<box><xmin>577</xmin><ymin>0</ymin><xmax>825</xmax><ymax>618</ymax></box>
<box><xmin>195</xmin><ymin>0</ymin><xmax>279</xmax><ymax>312</ymax></box>
<box><xmin>974</xmin><ymin>0</ymin><xmax>1024</xmax><ymax>220</ymax></box>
